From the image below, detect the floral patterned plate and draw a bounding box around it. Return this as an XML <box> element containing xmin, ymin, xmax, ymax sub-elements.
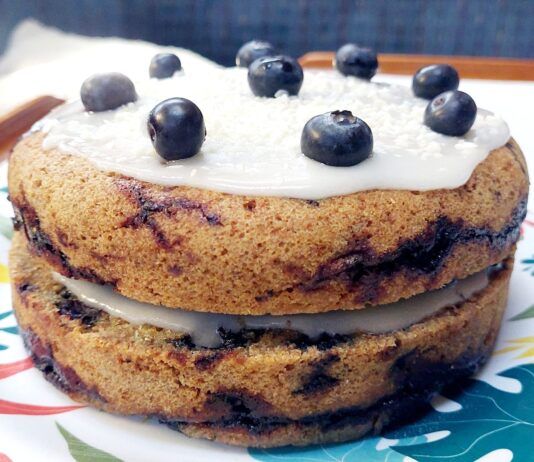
<box><xmin>0</xmin><ymin>160</ymin><xmax>532</xmax><ymax>462</ymax></box>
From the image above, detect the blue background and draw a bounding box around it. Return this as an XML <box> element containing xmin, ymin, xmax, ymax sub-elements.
<box><xmin>0</xmin><ymin>0</ymin><xmax>532</xmax><ymax>65</ymax></box>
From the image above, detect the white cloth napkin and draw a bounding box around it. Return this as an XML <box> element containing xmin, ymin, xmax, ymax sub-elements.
<box><xmin>0</xmin><ymin>19</ymin><xmax>219</xmax><ymax>114</ymax></box>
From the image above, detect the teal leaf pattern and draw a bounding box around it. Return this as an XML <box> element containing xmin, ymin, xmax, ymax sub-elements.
<box><xmin>522</xmin><ymin>256</ymin><xmax>534</xmax><ymax>276</ymax></box>
<box><xmin>251</xmin><ymin>436</ymin><xmax>426</xmax><ymax>462</ymax></box>
<box><xmin>249</xmin><ymin>364</ymin><xmax>534</xmax><ymax>462</ymax></box>
<box><xmin>0</xmin><ymin>311</ymin><xmax>17</xmax><ymax>350</ymax></box>
<box><xmin>0</xmin><ymin>326</ymin><xmax>18</xmax><ymax>335</ymax></box>
<box><xmin>0</xmin><ymin>311</ymin><xmax>18</xmax><ymax>349</ymax></box>
<box><xmin>388</xmin><ymin>365</ymin><xmax>534</xmax><ymax>461</ymax></box>
<box><xmin>56</xmin><ymin>423</ymin><xmax>122</xmax><ymax>462</ymax></box>
<box><xmin>510</xmin><ymin>305</ymin><xmax>534</xmax><ymax>321</ymax></box>
<box><xmin>0</xmin><ymin>311</ymin><xmax>13</xmax><ymax>322</ymax></box>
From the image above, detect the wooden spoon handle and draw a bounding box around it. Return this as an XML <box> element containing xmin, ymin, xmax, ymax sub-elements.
<box><xmin>0</xmin><ymin>96</ymin><xmax>65</xmax><ymax>159</ymax></box>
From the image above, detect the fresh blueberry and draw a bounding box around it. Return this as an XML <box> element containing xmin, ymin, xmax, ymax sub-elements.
<box><xmin>334</xmin><ymin>44</ymin><xmax>378</xmax><ymax>80</ymax></box>
<box><xmin>248</xmin><ymin>55</ymin><xmax>303</xmax><ymax>97</ymax></box>
<box><xmin>236</xmin><ymin>40</ymin><xmax>277</xmax><ymax>68</ymax></box>
<box><xmin>301</xmin><ymin>111</ymin><xmax>373</xmax><ymax>167</ymax></box>
<box><xmin>424</xmin><ymin>90</ymin><xmax>477</xmax><ymax>136</ymax></box>
<box><xmin>80</xmin><ymin>73</ymin><xmax>137</xmax><ymax>112</ymax></box>
<box><xmin>147</xmin><ymin>98</ymin><xmax>206</xmax><ymax>160</ymax></box>
<box><xmin>149</xmin><ymin>53</ymin><xmax>182</xmax><ymax>79</ymax></box>
<box><xmin>412</xmin><ymin>64</ymin><xmax>459</xmax><ymax>99</ymax></box>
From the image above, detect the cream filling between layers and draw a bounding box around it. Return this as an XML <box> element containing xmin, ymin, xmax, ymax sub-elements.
<box><xmin>53</xmin><ymin>268</ymin><xmax>491</xmax><ymax>348</ymax></box>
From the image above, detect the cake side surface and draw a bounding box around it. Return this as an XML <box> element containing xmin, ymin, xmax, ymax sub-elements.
<box><xmin>8</xmin><ymin>133</ymin><xmax>528</xmax><ymax>314</ymax></box>
<box><xmin>10</xmin><ymin>232</ymin><xmax>511</xmax><ymax>447</ymax></box>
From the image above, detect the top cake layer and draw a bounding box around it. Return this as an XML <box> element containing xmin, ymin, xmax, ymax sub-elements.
<box><xmin>37</xmin><ymin>68</ymin><xmax>509</xmax><ymax>199</ymax></box>
<box><xmin>8</xmin><ymin>133</ymin><xmax>528</xmax><ymax>315</ymax></box>
<box><xmin>8</xmin><ymin>56</ymin><xmax>529</xmax><ymax>315</ymax></box>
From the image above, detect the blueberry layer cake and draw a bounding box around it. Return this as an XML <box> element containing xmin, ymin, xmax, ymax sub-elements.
<box><xmin>8</xmin><ymin>43</ymin><xmax>529</xmax><ymax>447</ymax></box>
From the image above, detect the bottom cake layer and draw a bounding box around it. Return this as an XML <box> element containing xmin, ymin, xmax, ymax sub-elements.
<box><xmin>10</xmin><ymin>232</ymin><xmax>511</xmax><ymax>447</ymax></box>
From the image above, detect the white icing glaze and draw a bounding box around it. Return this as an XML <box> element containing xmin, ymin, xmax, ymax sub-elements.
<box><xmin>54</xmin><ymin>269</ymin><xmax>490</xmax><ymax>348</ymax></box>
<box><xmin>37</xmin><ymin>68</ymin><xmax>509</xmax><ymax>199</ymax></box>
